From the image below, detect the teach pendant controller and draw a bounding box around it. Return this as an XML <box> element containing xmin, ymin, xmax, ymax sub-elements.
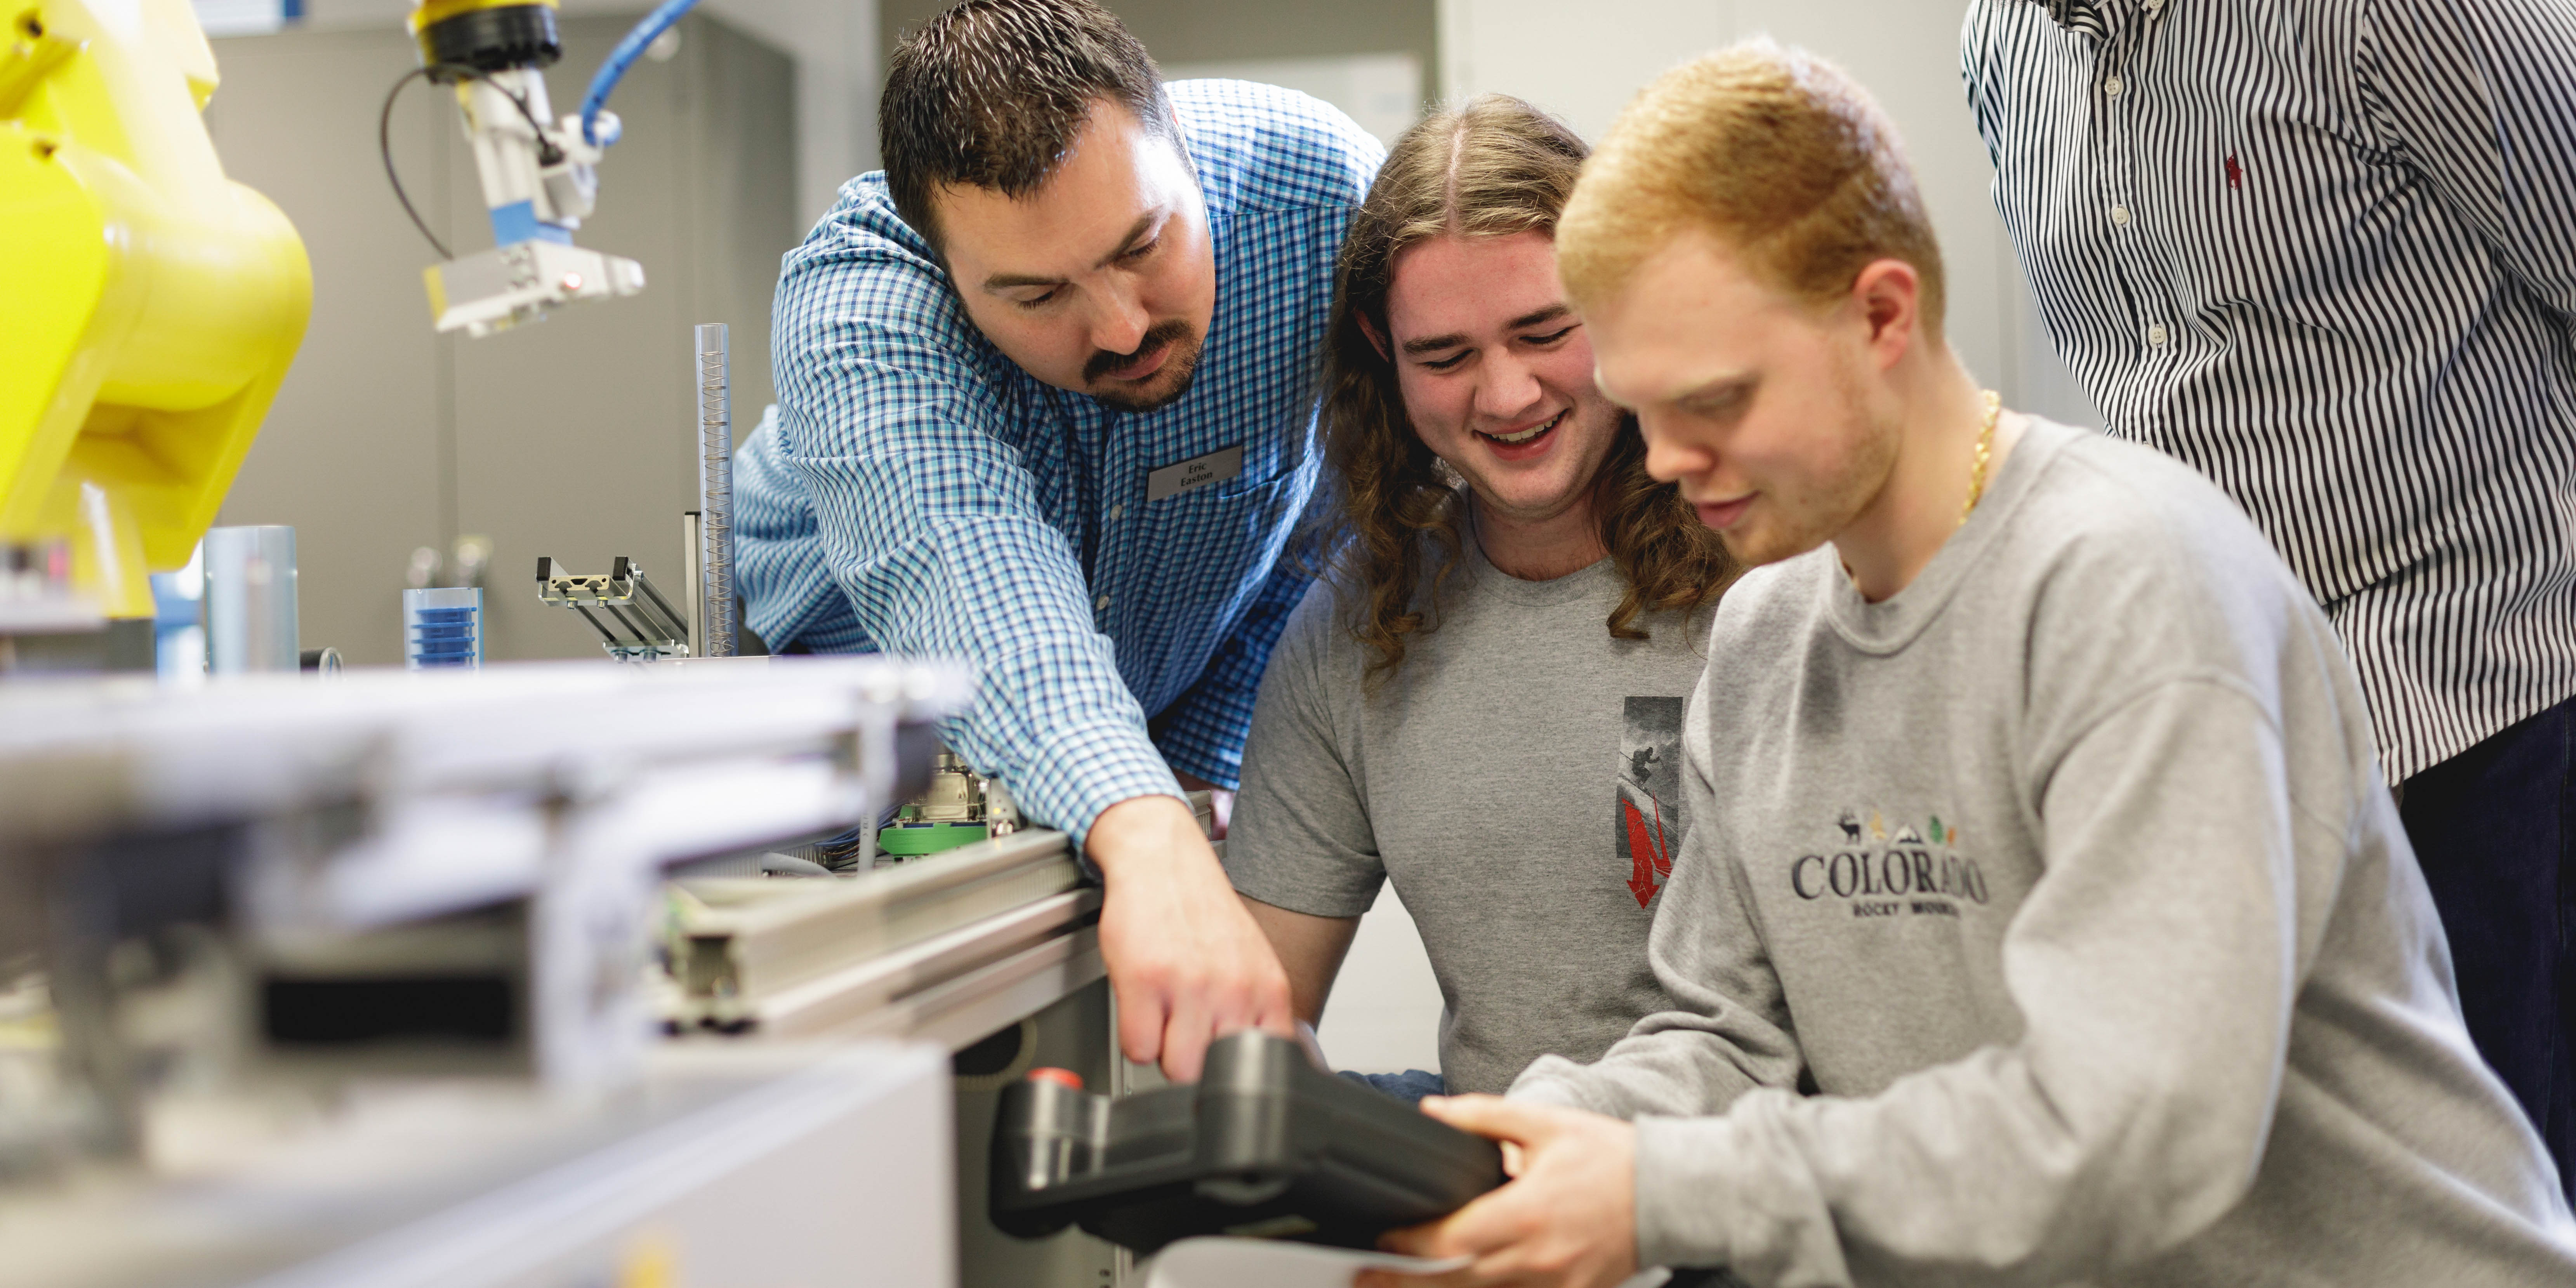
<box><xmin>990</xmin><ymin>1031</ymin><xmax>1504</xmax><ymax>1255</ymax></box>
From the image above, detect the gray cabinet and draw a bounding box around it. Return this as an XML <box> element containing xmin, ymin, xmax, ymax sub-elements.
<box><xmin>206</xmin><ymin>13</ymin><xmax>797</xmax><ymax>665</ymax></box>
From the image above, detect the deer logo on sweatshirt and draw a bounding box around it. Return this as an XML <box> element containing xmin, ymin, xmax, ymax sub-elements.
<box><xmin>1795</xmin><ymin>809</ymin><xmax>1992</xmax><ymax>918</ymax></box>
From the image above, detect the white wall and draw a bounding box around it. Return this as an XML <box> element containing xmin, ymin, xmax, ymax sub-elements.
<box><xmin>1437</xmin><ymin>0</ymin><xmax>1734</xmax><ymax>144</ymax></box>
<box><xmin>1316</xmin><ymin>885</ymin><xmax>1446</xmax><ymax>1074</ymax></box>
<box><xmin>679</xmin><ymin>0</ymin><xmax>879</xmax><ymax>227</ymax></box>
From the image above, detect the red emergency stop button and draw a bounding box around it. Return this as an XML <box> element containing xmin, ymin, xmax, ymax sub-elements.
<box><xmin>1027</xmin><ymin>1067</ymin><xmax>1084</xmax><ymax>1091</ymax></box>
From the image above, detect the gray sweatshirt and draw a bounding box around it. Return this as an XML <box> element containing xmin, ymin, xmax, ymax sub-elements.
<box><xmin>1511</xmin><ymin>419</ymin><xmax>2576</xmax><ymax>1285</ymax></box>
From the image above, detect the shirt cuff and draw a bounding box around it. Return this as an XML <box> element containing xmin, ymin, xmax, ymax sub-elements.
<box><xmin>1632</xmin><ymin>1092</ymin><xmax>1846</xmax><ymax>1282</ymax></box>
<box><xmin>1634</xmin><ymin>1114</ymin><xmax>1747</xmax><ymax>1272</ymax></box>
<box><xmin>1014</xmin><ymin>715</ymin><xmax>1186</xmax><ymax>849</ymax></box>
<box><xmin>1508</xmin><ymin>1055</ymin><xmax>1621</xmax><ymax>1113</ymax></box>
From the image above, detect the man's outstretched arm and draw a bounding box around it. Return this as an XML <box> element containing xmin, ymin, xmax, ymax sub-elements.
<box><xmin>775</xmin><ymin>252</ymin><xmax>1289</xmax><ymax>1081</ymax></box>
<box><xmin>1087</xmin><ymin>796</ymin><xmax>1295</xmax><ymax>1080</ymax></box>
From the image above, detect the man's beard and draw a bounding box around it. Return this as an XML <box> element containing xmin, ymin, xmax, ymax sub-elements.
<box><xmin>1718</xmin><ymin>360</ymin><xmax>1898</xmax><ymax>568</ymax></box>
<box><xmin>1083</xmin><ymin>319</ymin><xmax>1204</xmax><ymax>413</ymax></box>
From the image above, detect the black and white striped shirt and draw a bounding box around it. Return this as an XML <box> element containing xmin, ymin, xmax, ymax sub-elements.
<box><xmin>1964</xmin><ymin>0</ymin><xmax>2576</xmax><ymax>782</ymax></box>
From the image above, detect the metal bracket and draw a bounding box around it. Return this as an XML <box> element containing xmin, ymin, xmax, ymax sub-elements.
<box><xmin>535</xmin><ymin>555</ymin><xmax>690</xmax><ymax>661</ymax></box>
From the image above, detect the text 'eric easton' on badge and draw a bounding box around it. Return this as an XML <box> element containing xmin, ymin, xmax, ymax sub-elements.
<box><xmin>1146</xmin><ymin>445</ymin><xmax>1246</xmax><ymax>502</ymax></box>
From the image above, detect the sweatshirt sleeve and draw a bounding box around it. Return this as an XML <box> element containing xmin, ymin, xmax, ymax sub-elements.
<box><xmin>1511</xmin><ymin>665</ymin><xmax>1806</xmax><ymax>1119</ymax></box>
<box><xmin>1630</xmin><ymin>676</ymin><xmax>2328</xmax><ymax>1284</ymax></box>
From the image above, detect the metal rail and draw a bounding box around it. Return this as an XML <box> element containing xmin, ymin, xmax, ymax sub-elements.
<box><xmin>666</xmin><ymin>829</ymin><xmax>1102</xmax><ymax>1046</ymax></box>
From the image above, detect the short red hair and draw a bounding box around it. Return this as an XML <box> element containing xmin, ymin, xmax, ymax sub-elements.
<box><xmin>1559</xmin><ymin>38</ymin><xmax>1947</xmax><ymax>338</ymax></box>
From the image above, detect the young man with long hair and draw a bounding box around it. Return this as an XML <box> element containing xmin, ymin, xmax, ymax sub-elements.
<box><xmin>1224</xmin><ymin>96</ymin><xmax>1735</xmax><ymax>1101</ymax></box>
<box><xmin>1365</xmin><ymin>43</ymin><xmax>2576</xmax><ymax>1288</ymax></box>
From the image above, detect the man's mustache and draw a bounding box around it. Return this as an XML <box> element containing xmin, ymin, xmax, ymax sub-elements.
<box><xmin>1084</xmin><ymin>319</ymin><xmax>1194</xmax><ymax>384</ymax></box>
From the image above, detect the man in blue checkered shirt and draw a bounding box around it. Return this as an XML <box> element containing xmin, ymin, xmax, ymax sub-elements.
<box><xmin>733</xmin><ymin>0</ymin><xmax>1381</xmax><ymax>1080</ymax></box>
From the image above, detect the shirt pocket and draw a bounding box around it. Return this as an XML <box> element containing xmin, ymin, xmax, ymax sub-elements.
<box><xmin>1108</xmin><ymin>465</ymin><xmax>1315</xmax><ymax>697</ymax></box>
<box><xmin>2137</xmin><ymin>96</ymin><xmax>2401</xmax><ymax>336</ymax></box>
<box><xmin>1132</xmin><ymin>465</ymin><xmax>1312</xmax><ymax>594</ymax></box>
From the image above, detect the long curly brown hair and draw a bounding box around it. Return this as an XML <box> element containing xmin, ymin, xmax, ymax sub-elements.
<box><xmin>1313</xmin><ymin>95</ymin><xmax>1737</xmax><ymax>684</ymax></box>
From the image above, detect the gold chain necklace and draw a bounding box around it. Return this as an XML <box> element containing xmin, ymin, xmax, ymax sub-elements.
<box><xmin>1959</xmin><ymin>389</ymin><xmax>2004</xmax><ymax>526</ymax></box>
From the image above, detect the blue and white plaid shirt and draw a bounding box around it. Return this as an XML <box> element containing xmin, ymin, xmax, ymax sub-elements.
<box><xmin>737</xmin><ymin>80</ymin><xmax>1383</xmax><ymax>842</ymax></box>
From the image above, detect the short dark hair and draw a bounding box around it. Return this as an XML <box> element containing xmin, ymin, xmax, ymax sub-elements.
<box><xmin>881</xmin><ymin>0</ymin><xmax>1178</xmax><ymax>254</ymax></box>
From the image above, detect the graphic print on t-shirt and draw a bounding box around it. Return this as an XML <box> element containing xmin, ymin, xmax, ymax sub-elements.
<box><xmin>1619</xmin><ymin>697</ymin><xmax>1687</xmax><ymax>907</ymax></box>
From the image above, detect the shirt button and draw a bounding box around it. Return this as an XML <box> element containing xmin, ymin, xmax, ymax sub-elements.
<box><xmin>2104</xmin><ymin>75</ymin><xmax>2125</xmax><ymax>97</ymax></box>
<box><xmin>1095</xmin><ymin>594</ymin><xmax>1112</xmax><ymax>611</ymax></box>
<box><xmin>2148</xmin><ymin>323</ymin><xmax>2170</xmax><ymax>347</ymax></box>
<box><xmin>1108</xmin><ymin>504</ymin><xmax>1125</xmax><ymax>521</ymax></box>
<box><xmin>2111</xmin><ymin>203</ymin><xmax>2132</xmax><ymax>226</ymax></box>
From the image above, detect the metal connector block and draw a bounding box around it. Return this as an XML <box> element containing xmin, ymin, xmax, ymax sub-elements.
<box><xmin>536</xmin><ymin>554</ymin><xmax>690</xmax><ymax>661</ymax></box>
<box><xmin>425</xmin><ymin>238</ymin><xmax>644</xmax><ymax>337</ymax></box>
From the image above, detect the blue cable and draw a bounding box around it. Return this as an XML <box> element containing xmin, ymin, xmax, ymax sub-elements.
<box><xmin>578</xmin><ymin>0</ymin><xmax>700</xmax><ymax>147</ymax></box>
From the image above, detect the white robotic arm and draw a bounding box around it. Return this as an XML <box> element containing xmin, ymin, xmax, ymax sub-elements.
<box><xmin>391</xmin><ymin>0</ymin><xmax>693</xmax><ymax>337</ymax></box>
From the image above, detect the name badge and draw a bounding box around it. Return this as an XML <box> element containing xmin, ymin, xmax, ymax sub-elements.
<box><xmin>1145</xmin><ymin>444</ymin><xmax>1246</xmax><ymax>502</ymax></box>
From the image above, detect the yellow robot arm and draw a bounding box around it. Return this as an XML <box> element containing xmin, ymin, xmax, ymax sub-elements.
<box><xmin>0</xmin><ymin>0</ymin><xmax>308</xmax><ymax>619</ymax></box>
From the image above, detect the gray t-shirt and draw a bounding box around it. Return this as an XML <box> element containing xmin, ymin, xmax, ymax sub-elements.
<box><xmin>1227</xmin><ymin>536</ymin><xmax>1715</xmax><ymax>1095</ymax></box>
<box><xmin>1514</xmin><ymin>419</ymin><xmax>2576</xmax><ymax>1284</ymax></box>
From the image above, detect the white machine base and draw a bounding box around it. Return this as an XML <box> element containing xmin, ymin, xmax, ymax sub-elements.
<box><xmin>0</xmin><ymin>1044</ymin><xmax>953</xmax><ymax>1288</ymax></box>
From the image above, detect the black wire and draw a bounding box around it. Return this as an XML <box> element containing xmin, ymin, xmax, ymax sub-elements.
<box><xmin>379</xmin><ymin>61</ymin><xmax>567</xmax><ymax>261</ymax></box>
<box><xmin>472</xmin><ymin>70</ymin><xmax>564</xmax><ymax>166</ymax></box>
<box><xmin>381</xmin><ymin>64</ymin><xmax>452</xmax><ymax>260</ymax></box>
